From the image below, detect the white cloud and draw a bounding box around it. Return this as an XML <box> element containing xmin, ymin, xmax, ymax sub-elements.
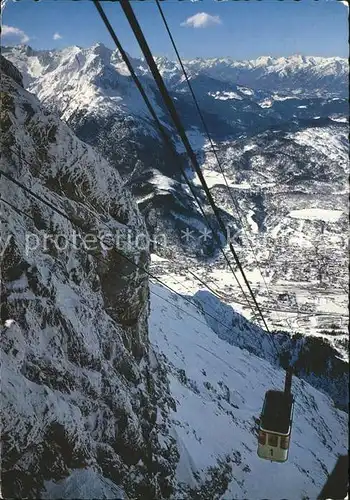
<box><xmin>1</xmin><ymin>25</ymin><xmax>30</xmax><ymax>43</ymax></box>
<box><xmin>181</xmin><ymin>12</ymin><xmax>222</xmax><ymax>29</ymax></box>
<box><xmin>53</xmin><ymin>32</ymin><xmax>62</xmax><ymax>40</ymax></box>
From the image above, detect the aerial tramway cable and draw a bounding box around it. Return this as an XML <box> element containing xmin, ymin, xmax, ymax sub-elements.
<box><xmin>117</xmin><ymin>0</ymin><xmax>273</xmax><ymax>335</ymax></box>
<box><xmin>155</xmin><ymin>0</ymin><xmax>308</xmax><ymax>344</ymax></box>
<box><xmin>109</xmin><ymin>8</ymin><xmax>299</xmax><ymax>452</ymax></box>
<box><xmin>92</xmin><ymin>0</ymin><xmax>266</xmax><ymax>327</ymax></box>
<box><xmin>95</xmin><ymin>0</ymin><xmax>273</xmax><ymax>340</ymax></box>
<box><xmin>155</xmin><ymin>0</ymin><xmax>283</xmax><ymax>307</ymax></box>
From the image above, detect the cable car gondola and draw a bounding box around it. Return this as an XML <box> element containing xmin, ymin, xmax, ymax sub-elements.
<box><xmin>257</xmin><ymin>369</ymin><xmax>294</xmax><ymax>463</ymax></box>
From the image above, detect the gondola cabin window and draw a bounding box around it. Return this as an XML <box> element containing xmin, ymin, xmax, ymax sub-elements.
<box><xmin>268</xmin><ymin>434</ymin><xmax>278</xmax><ymax>447</ymax></box>
<box><xmin>257</xmin><ymin>390</ymin><xmax>294</xmax><ymax>463</ymax></box>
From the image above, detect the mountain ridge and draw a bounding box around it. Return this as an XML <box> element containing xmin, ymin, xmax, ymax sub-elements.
<box><xmin>0</xmin><ymin>53</ymin><xmax>177</xmax><ymax>500</ymax></box>
<box><xmin>2</xmin><ymin>43</ymin><xmax>348</xmax><ymax>97</ymax></box>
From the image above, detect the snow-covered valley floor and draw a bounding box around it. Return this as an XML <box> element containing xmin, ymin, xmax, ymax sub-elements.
<box><xmin>162</xmin><ymin>122</ymin><xmax>349</xmax><ymax>355</ymax></box>
<box><xmin>149</xmin><ymin>284</ymin><xmax>348</xmax><ymax>500</ymax></box>
<box><xmin>150</xmin><ymin>254</ymin><xmax>349</xmax><ymax>363</ymax></box>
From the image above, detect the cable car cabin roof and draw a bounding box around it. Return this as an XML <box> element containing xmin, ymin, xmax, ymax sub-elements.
<box><xmin>260</xmin><ymin>390</ymin><xmax>293</xmax><ymax>434</ymax></box>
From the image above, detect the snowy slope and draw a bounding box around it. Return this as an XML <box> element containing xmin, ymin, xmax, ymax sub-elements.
<box><xmin>149</xmin><ymin>283</ymin><xmax>348</xmax><ymax>500</ymax></box>
<box><xmin>42</xmin><ymin>469</ymin><xmax>127</xmax><ymax>500</ymax></box>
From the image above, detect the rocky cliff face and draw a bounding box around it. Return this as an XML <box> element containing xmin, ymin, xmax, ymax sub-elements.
<box><xmin>0</xmin><ymin>55</ymin><xmax>178</xmax><ymax>500</ymax></box>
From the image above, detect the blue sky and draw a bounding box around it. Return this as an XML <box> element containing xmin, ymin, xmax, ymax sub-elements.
<box><xmin>1</xmin><ymin>0</ymin><xmax>348</xmax><ymax>60</ymax></box>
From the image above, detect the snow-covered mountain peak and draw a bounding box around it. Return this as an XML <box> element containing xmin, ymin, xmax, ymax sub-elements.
<box><xmin>1</xmin><ymin>44</ymin><xmax>168</xmax><ymax>124</ymax></box>
<box><xmin>153</xmin><ymin>55</ymin><xmax>178</xmax><ymax>71</ymax></box>
<box><xmin>90</xmin><ymin>41</ymin><xmax>111</xmax><ymax>54</ymax></box>
<box><xmin>8</xmin><ymin>43</ymin><xmax>37</xmax><ymax>58</ymax></box>
<box><xmin>254</xmin><ymin>55</ymin><xmax>274</xmax><ymax>66</ymax></box>
<box><xmin>84</xmin><ymin>42</ymin><xmax>115</xmax><ymax>69</ymax></box>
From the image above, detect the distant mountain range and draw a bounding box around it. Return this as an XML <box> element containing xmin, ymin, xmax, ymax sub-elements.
<box><xmin>2</xmin><ymin>44</ymin><xmax>348</xmax><ymax>103</ymax></box>
<box><xmin>153</xmin><ymin>53</ymin><xmax>348</xmax><ymax>97</ymax></box>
